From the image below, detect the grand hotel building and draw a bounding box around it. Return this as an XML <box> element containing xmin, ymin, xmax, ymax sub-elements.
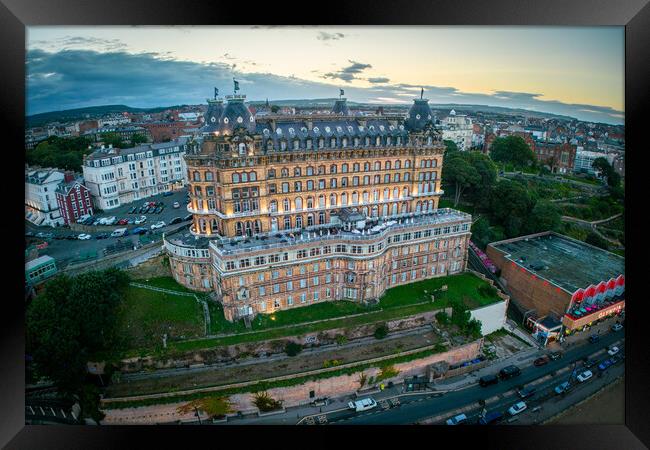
<box><xmin>164</xmin><ymin>92</ymin><xmax>473</xmax><ymax>322</ymax></box>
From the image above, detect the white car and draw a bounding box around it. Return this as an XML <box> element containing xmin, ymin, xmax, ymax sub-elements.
<box><xmin>607</xmin><ymin>346</ymin><xmax>620</xmax><ymax>356</ymax></box>
<box><xmin>173</xmin><ymin>201</ymin><xmax>180</xmax><ymax>208</ymax></box>
<box><xmin>150</xmin><ymin>221</ymin><xmax>166</xmax><ymax>230</ymax></box>
<box><xmin>508</xmin><ymin>401</ymin><xmax>527</xmax><ymax>416</ymax></box>
<box><xmin>446</xmin><ymin>413</ymin><xmax>468</xmax><ymax>425</ymax></box>
<box><xmin>611</xmin><ymin>324</ymin><xmax>623</xmax><ymax>332</ymax></box>
<box><xmin>577</xmin><ymin>370</ymin><xmax>593</xmax><ymax>383</ymax></box>
<box><xmin>104</xmin><ymin>216</ymin><xmax>117</xmax><ymax>225</ymax></box>
<box><xmin>77</xmin><ymin>233</ymin><xmax>91</xmax><ymax>240</ymax></box>
<box><xmin>135</xmin><ymin>215</ymin><xmax>147</xmax><ymax>225</ymax></box>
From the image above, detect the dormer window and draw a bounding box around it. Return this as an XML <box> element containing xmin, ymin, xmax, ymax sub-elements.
<box><xmin>238</xmin><ymin>143</ymin><xmax>246</xmax><ymax>155</ymax></box>
<box><xmin>330</xmin><ymin>138</ymin><xmax>336</xmax><ymax>148</ymax></box>
<box><xmin>342</xmin><ymin>138</ymin><xmax>348</xmax><ymax>147</ymax></box>
<box><xmin>280</xmin><ymin>140</ymin><xmax>287</xmax><ymax>151</ymax></box>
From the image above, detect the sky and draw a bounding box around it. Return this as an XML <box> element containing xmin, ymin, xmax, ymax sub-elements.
<box><xmin>26</xmin><ymin>26</ymin><xmax>624</xmax><ymax>124</ymax></box>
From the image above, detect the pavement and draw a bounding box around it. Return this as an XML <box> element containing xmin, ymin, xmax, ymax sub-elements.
<box><xmin>25</xmin><ymin>187</ymin><xmax>190</xmax><ymax>267</ymax></box>
<box><xmin>204</xmin><ymin>325</ymin><xmax>624</xmax><ymax>426</ymax></box>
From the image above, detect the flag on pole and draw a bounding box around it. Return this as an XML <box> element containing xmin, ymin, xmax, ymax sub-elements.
<box><xmin>214</xmin><ymin>87</ymin><xmax>219</xmax><ymax>98</ymax></box>
<box><xmin>420</xmin><ymin>87</ymin><xmax>424</xmax><ymax>99</ymax></box>
<box><xmin>234</xmin><ymin>79</ymin><xmax>240</xmax><ymax>92</ymax></box>
<box><xmin>340</xmin><ymin>89</ymin><xmax>344</xmax><ymax>98</ymax></box>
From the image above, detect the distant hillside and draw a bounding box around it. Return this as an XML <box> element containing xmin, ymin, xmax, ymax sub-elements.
<box><xmin>26</xmin><ymin>104</ymin><xmax>191</xmax><ymax>128</ymax></box>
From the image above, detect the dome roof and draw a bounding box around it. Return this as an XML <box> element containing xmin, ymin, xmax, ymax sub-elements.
<box><xmin>332</xmin><ymin>98</ymin><xmax>350</xmax><ymax>115</ymax></box>
<box><xmin>404</xmin><ymin>98</ymin><xmax>434</xmax><ymax>132</ymax></box>
<box><xmin>202</xmin><ymin>98</ymin><xmax>224</xmax><ymax>133</ymax></box>
<box><xmin>218</xmin><ymin>96</ymin><xmax>256</xmax><ymax>134</ymax></box>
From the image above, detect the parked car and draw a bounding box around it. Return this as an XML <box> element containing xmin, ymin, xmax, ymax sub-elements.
<box><xmin>589</xmin><ymin>335</ymin><xmax>600</xmax><ymax>343</ymax></box>
<box><xmin>446</xmin><ymin>413</ymin><xmax>468</xmax><ymax>425</ymax></box>
<box><xmin>132</xmin><ymin>227</ymin><xmax>148</xmax><ymax>235</ymax></box>
<box><xmin>173</xmin><ymin>201</ymin><xmax>180</xmax><ymax>208</ymax></box>
<box><xmin>169</xmin><ymin>217</ymin><xmax>183</xmax><ymax>225</ymax></box>
<box><xmin>533</xmin><ymin>356</ymin><xmax>550</xmax><ymax>367</ymax></box>
<box><xmin>611</xmin><ymin>354</ymin><xmax>623</xmax><ymax>365</ymax></box>
<box><xmin>478</xmin><ymin>374</ymin><xmax>499</xmax><ymax>387</ymax></box>
<box><xmin>548</xmin><ymin>352</ymin><xmax>562</xmax><ymax>361</ymax></box>
<box><xmin>554</xmin><ymin>381</ymin><xmax>571</xmax><ymax>395</ymax></box>
<box><xmin>92</xmin><ymin>219</ymin><xmax>102</xmax><ymax>226</ymax></box>
<box><xmin>150</xmin><ymin>221</ymin><xmax>166</xmax><ymax>230</ymax></box>
<box><xmin>117</xmin><ymin>218</ymin><xmax>129</xmax><ymax>225</ymax></box>
<box><xmin>508</xmin><ymin>401</ymin><xmax>527</xmax><ymax>416</ymax></box>
<box><xmin>127</xmin><ymin>218</ymin><xmax>135</xmax><ymax>225</ymax></box>
<box><xmin>95</xmin><ymin>233</ymin><xmax>109</xmax><ymax>240</ymax></box>
<box><xmin>128</xmin><ymin>206</ymin><xmax>138</xmax><ymax>214</ymax></box>
<box><xmin>517</xmin><ymin>386</ymin><xmax>537</xmax><ymax>399</ymax></box>
<box><xmin>598</xmin><ymin>359</ymin><xmax>614</xmax><ymax>371</ymax></box>
<box><xmin>138</xmin><ymin>206</ymin><xmax>148</xmax><ymax>214</ymax></box>
<box><xmin>478</xmin><ymin>411</ymin><xmax>504</xmax><ymax>425</ymax></box>
<box><xmin>163</xmin><ymin>191</ymin><xmax>174</xmax><ymax>197</ymax></box>
<box><xmin>499</xmin><ymin>365</ymin><xmax>521</xmax><ymax>380</ymax></box>
<box><xmin>348</xmin><ymin>398</ymin><xmax>377</xmax><ymax>413</ymax></box>
<box><xmin>611</xmin><ymin>323</ymin><xmax>623</xmax><ymax>332</ymax></box>
<box><xmin>104</xmin><ymin>216</ymin><xmax>117</xmax><ymax>225</ymax></box>
<box><xmin>111</xmin><ymin>228</ymin><xmax>128</xmax><ymax>238</ymax></box>
<box><xmin>154</xmin><ymin>206</ymin><xmax>163</xmax><ymax>214</ymax></box>
<box><xmin>65</xmin><ymin>234</ymin><xmax>78</xmax><ymax>240</ymax></box>
<box><xmin>583</xmin><ymin>359</ymin><xmax>597</xmax><ymax>369</ymax></box>
<box><xmin>77</xmin><ymin>233</ymin><xmax>92</xmax><ymax>240</ymax></box>
<box><xmin>135</xmin><ymin>216</ymin><xmax>147</xmax><ymax>225</ymax></box>
<box><xmin>577</xmin><ymin>370</ymin><xmax>593</xmax><ymax>383</ymax></box>
<box><xmin>607</xmin><ymin>346</ymin><xmax>620</xmax><ymax>356</ymax></box>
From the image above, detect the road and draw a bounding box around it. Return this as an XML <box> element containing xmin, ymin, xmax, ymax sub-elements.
<box><xmin>213</xmin><ymin>329</ymin><xmax>623</xmax><ymax>425</ymax></box>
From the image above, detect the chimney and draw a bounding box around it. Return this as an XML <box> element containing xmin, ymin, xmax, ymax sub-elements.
<box><xmin>63</xmin><ymin>170</ymin><xmax>75</xmax><ymax>183</ymax></box>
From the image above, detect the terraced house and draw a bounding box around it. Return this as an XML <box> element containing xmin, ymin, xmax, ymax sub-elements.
<box><xmin>164</xmin><ymin>91</ymin><xmax>472</xmax><ymax>322</ymax></box>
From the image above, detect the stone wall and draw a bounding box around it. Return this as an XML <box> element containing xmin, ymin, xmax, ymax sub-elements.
<box><xmin>126</xmin><ymin>254</ymin><xmax>172</xmax><ymax>280</ymax></box>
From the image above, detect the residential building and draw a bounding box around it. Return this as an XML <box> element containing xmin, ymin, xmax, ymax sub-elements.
<box><xmin>25</xmin><ymin>168</ymin><xmax>65</xmax><ymax>227</ymax></box>
<box><xmin>534</xmin><ymin>142</ymin><xmax>576</xmax><ymax>174</ymax></box>
<box><xmin>84</xmin><ymin>125</ymin><xmax>151</xmax><ymax>144</ymax></box>
<box><xmin>82</xmin><ymin>138</ymin><xmax>191</xmax><ymax>210</ymax></box>
<box><xmin>573</xmin><ymin>148</ymin><xmax>615</xmax><ymax>175</ymax></box>
<box><xmin>55</xmin><ymin>172</ymin><xmax>94</xmax><ymax>225</ymax></box>
<box><xmin>483</xmin><ymin>129</ymin><xmax>536</xmax><ymax>155</ymax></box>
<box><xmin>486</xmin><ymin>231</ymin><xmax>624</xmax><ymax>345</ymax></box>
<box><xmin>164</xmin><ymin>92</ymin><xmax>472</xmax><ymax>322</ymax></box>
<box><xmin>440</xmin><ymin>109</ymin><xmax>473</xmax><ymax>151</ymax></box>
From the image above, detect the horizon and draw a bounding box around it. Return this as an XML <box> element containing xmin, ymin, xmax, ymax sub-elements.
<box><xmin>26</xmin><ymin>26</ymin><xmax>624</xmax><ymax>125</ymax></box>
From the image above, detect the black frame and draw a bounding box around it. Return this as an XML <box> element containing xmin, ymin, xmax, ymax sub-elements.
<box><xmin>2</xmin><ymin>0</ymin><xmax>648</xmax><ymax>448</ymax></box>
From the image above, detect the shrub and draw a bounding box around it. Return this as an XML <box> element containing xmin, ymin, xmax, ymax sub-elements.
<box><xmin>335</xmin><ymin>334</ymin><xmax>348</xmax><ymax>346</ymax></box>
<box><xmin>376</xmin><ymin>365</ymin><xmax>400</xmax><ymax>382</ymax></box>
<box><xmin>285</xmin><ymin>342</ymin><xmax>303</xmax><ymax>357</ymax></box>
<box><xmin>435</xmin><ymin>311</ymin><xmax>450</xmax><ymax>325</ymax></box>
<box><xmin>374</xmin><ymin>324</ymin><xmax>389</xmax><ymax>339</ymax></box>
<box><xmin>252</xmin><ymin>391</ymin><xmax>283</xmax><ymax>412</ymax></box>
<box><xmin>478</xmin><ymin>284</ymin><xmax>498</xmax><ymax>298</ymax></box>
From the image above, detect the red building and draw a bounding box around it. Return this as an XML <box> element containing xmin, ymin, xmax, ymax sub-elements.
<box><xmin>534</xmin><ymin>142</ymin><xmax>576</xmax><ymax>174</ymax></box>
<box><xmin>55</xmin><ymin>172</ymin><xmax>94</xmax><ymax>225</ymax></box>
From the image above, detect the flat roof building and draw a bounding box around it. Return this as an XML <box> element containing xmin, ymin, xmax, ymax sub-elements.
<box><xmin>486</xmin><ymin>231</ymin><xmax>624</xmax><ymax>342</ymax></box>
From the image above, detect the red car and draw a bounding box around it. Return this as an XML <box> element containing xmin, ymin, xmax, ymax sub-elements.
<box><xmin>117</xmin><ymin>218</ymin><xmax>129</xmax><ymax>225</ymax></box>
<box><xmin>533</xmin><ymin>356</ymin><xmax>550</xmax><ymax>367</ymax></box>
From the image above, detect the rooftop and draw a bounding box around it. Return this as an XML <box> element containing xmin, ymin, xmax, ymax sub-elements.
<box><xmin>490</xmin><ymin>232</ymin><xmax>624</xmax><ymax>293</ymax></box>
<box><xmin>25</xmin><ymin>255</ymin><xmax>55</xmax><ymax>271</ymax></box>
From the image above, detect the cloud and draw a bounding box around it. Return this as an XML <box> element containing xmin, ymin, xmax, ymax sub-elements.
<box><xmin>367</xmin><ymin>77</ymin><xmax>390</xmax><ymax>84</ymax></box>
<box><xmin>321</xmin><ymin>60</ymin><xmax>372</xmax><ymax>83</ymax></box>
<box><xmin>25</xmin><ymin>48</ymin><xmax>624</xmax><ymax>124</ymax></box>
<box><xmin>316</xmin><ymin>32</ymin><xmax>346</xmax><ymax>41</ymax></box>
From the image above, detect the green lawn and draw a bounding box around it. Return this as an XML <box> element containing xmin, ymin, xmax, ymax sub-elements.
<box><xmin>166</xmin><ymin>272</ymin><xmax>502</xmax><ymax>354</ymax></box>
<box><xmin>133</xmin><ymin>276</ymin><xmax>197</xmax><ymax>293</ymax></box>
<box><xmin>117</xmin><ymin>284</ymin><xmax>205</xmax><ymax>353</ymax></box>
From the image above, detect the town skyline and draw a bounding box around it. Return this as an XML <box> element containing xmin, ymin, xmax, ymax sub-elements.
<box><xmin>27</xmin><ymin>26</ymin><xmax>624</xmax><ymax>124</ymax></box>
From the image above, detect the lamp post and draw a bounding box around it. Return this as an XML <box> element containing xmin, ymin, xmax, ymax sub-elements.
<box><xmin>194</xmin><ymin>406</ymin><xmax>202</xmax><ymax>425</ymax></box>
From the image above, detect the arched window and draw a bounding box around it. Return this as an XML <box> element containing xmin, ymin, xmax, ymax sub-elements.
<box><xmin>342</xmin><ymin>137</ymin><xmax>348</xmax><ymax>147</ymax></box>
<box><xmin>404</xmin><ymin>172</ymin><xmax>410</xmax><ymax>181</ymax></box>
<box><xmin>362</xmin><ymin>206</ymin><xmax>369</xmax><ymax>216</ymax></box>
<box><xmin>365</xmin><ymin>137</ymin><xmax>370</xmax><ymax>146</ymax></box>
<box><xmin>329</xmin><ymin>193</ymin><xmax>337</xmax><ymax>206</ymax></box>
<box><xmin>330</xmin><ymin>164</ymin><xmax>337</xmax><ymax>174</ymax></box>
<box><xmin>249</xmin><ymin>171</ymin><xmax>257</xmax><ymax>181</ymax></box>
<box><xmin>267</xmin><ymin>139</ymin><xmax>274</xmax><ymax>150</ymax></box>
<box><xmin>307</xmin><ymin>197</ymin><xmax>314</xmax><ymax>209</ymax></box>
<box><xmin>254</xmin><ymin>220</ymin><xmax>261</xmax><ymax>234</ymax></box>
<box><xmin>364</xmin><ymin>162</ymin><xmax>370</xmax><ymax>171</ymax></box>
<box><xmin>376</xmin><ymin>136</ymin><xmax>381</xmax><ymax>146</ymax></box>
<box><xmin>394</xmin><ymin>173</ymin><xmax>400</xmax><ymax>182</ymax></box>
<box><xmin>416</xmin><ymin>201</ymin><xmax>422</xmax><ymax>212</ymax></box>
<box><xmin>374</xmin><ymin>174</ymin><xmax>380</xmax><ymax>184</ymax></box>
<box><xmin>362</xmin><ymin>191</ymin><xmax>369</xmax><ymax>203</ymax></box>
<box><xmin>296</xmin><ymin>216</ymin><xmax>303</xmax><ymax>228</ymax></box>
<box><xmin>341</xmin><ymin>192</ymin><xmax>348</xmax><ymax>206</ymax></box>
<box><xmin>373</xmin><ymin>190</ymin><xmax>379</xmax><ymax>201</ymax></box>
<box><xmin>294</xmin><ymin>167</ymin><xmax>301</xmax><ymax>177</ymax></box>
<box><xmin>374</xmin><ymin>161</ymin><xmax>381</xmax><ymax>171</ymax></box>
<box><xmin>307</xmin><ymin>214</ymin><xmax>314</xmax><ymax>227</ymax></box>
<box><xmin>353</xmin><ymin>163</ymin><xmax>360</xmax><ymax>172</ymax></box>
<box><xmin>268</xmin><ymin>169</ymin><xmax>276</xmax><ymax>179</ymax></box>
<box><xmin>283</xmin><ymin>198</ymin><xmax>290</xmax><ymax>211</ymax></box>
<box><xmin>391</xmin><ymin>203</ymin><xmax>398</xmax><ymax>215</ymax></box>
<box><xmin>352</xmin><ymin>191</ymin><xmax>359</xmax><ymax>204</ymax></box>
<box><xmin>384</xmin><ymin>174</ymin><xmax>390</xmax><ymax>183</ymax></box>
<box><xmin>241</xmin><ymin>172</ymin><xmax>248</xmax><ymax>182</ymax></box>
<box><xmin>395</xmin><ymin>160</ymin><xmax>401</xmax><ymax>169</ymax></box>
<box><xmin>318</xmin><ymin>138</ymin><xmax>324</xmax><ymax>149</ymax></box>
<box><xmin>307</xmin><ymin>166</ymin><xmax>314</xmax><ymax>176</ymax></box>
<box><xmin>295</xmin><ymin>197</ymin><xmax>303</xmax><ymax>210</ymax></box>
<box><xmin>363</xmin><ymin>175</ymin><xmax>370</xmax><ymax>185</ymax></box>
<box><xmin>396</xmin><ymin>136</ymin><xmax>401</xmax><ymax>145</ymax></box>
<box><xmin>319</xmin><ymin>211</ymin><xmax>325</xmax><ymax>224</ymax></box>
<box><xmin>354</xmin><ymin>137</ymin><xmax>360</xmax><ymax>147</ymax></box>
<box><xmin>318</xmin><ymin>165</ymin><xmax>325</xmax><ymax>175</ymax></box>
<box><xmin>393</xmin><ymin>187</ymin><xmax>399</xmax><ymax>199</ymax></box>
<box><xmin>385</xmin><ymin>161</ymin><xmax>391</xmax><ymax>170</ymax></box>
<box><xmin>284</xmin><ymin>215</ymin><xmax>292</xmax><ymax>229</ymax></box>
<box><xmin>342</xmin><ymin>163</ymin><xmax>348</xmax><ymax>173</ymax></box>
<box><xmin>372</xmin><ymin>205</ymin><xmax>378</xmax><ymax>217</ymax></box>
<box><xmin>235</xmin><ymin>221</ymin><xmax>243</xmax><ymax>236</ymax></box>
<box><xmin>318</xmin><ymin>195</ymin><xmax>325</xmax><ymax>208</ymax></box>
<box><xmin>280</xmin><ymin>140</ymin><xmax>287</xmax><ymax>151</ymax></box>
<box><xmin>307</xmin><ymin>180</ymin><xmax>314</xmax><ymax>190</ymax></box>
<box><xmin>405</xmin><ymin>160</ymin><xmax>411</xmax><ymax>169</ymax></box>
<box><xmin>383</xmin><ymin>188</ymin><xmax>390</xmax><ymax>200</ymax></box>
<box><xmin>386</xmin><ymin>137</ymin><xmax>392</xmax><ymax>146</ymax></box>
<box><xmin>401</xmin><ymin>202</ymin><xmax>408</xmax><ymax>214</ymax></box>
<box><xmin>281</xmin><ymin>168</ymin><xmax>289</xmax><ymax>177</ymax></box>
<box><xmin>232</xmin><ymin>173</ymin><xmax>240</xmax><ymax>183</ymax></box>
<box><xmin>269</xmin><ymin>200</ymin><xmax>278</xmax><ymax>213</ymax></box>
<box><xmin>403</xmin><ymin>187</ymin><xmax>409</xmax><ymax>198</ymax></box>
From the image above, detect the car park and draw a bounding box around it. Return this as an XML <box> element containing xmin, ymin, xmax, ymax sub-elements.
<box><xmin>611</xmin><ymin>354</ymin><xmax>623</xmax><ymax>365</ymax></box>
<box><xmin>446</xmin><ymin>413</ymin><xmax>468</xmax><ymax>425</ymax></box>
<box><xmin>135</xmin><ymin>216</ymin><xmax>147</xmax><ymax>224</ymax></box>
<box><xmin>611</xmin><ymin>324</ymin><xmax>623</xmax><ymax>332</ymax></box>
<box><xmin>478</xmin><ymin>374</ymin><xmax>499</xmax><ymax>387</ymax></box>
<box><xmin>132</xmin><ymin>227</ymin><xmax>148</xmax><ymax>235</ymax></box>
<box><xmin>583</xmin><ymin>359</ymin><xmax>597</xmax><ymax>369</ymax></box>
<box><xmin>77</xmin><ymin>233</ymin><xmax>92</xmax><ymax>240</ymax></box>
<box><xmin>154</xmin><ymin>206</ymin><xmax>163</xmax><ymax>214</ymax></box>
<box><xmin>170</xmin><ymin>217</ymin><xmax>183</xmax><ymax>225</ymax></box>
<box><xmin>554</xmin><ymin>381</ymin><xmax>571</xmax><ymax>395</ymax></box>
<box><xmin>589</xmin><ymin>335</ymin><xmax>600</xmax><ymax>343</ymax></box>
<box><xmin>517</xmin><ymin>386</ymin><xmax>536</xmax><ymax>399</ymax></box>
<box><xmin>173</xmin><ymin>202</ymin><xmax>180</xmax><ymax>208</ymax></box>
<box><xmin>576</xmin><ymin>370</ymin><xmax>593</xmax><ymax>383</ymax></box>
<box><xmin>151</xmin><ymin>221</ymin><xmax>166</xmax><ymax>230</ymax></box>
<box><xmin>533</xmin><ymin>356</ymin><xmax>550</xmax><ymax>367</ymax></box>
<box><xmin>163</xmin><ymin>191</ymin><xmax>174</xmax><ymax>197</ymax></box>
<box><xmin>508</xmin><ymin>401</ymin><xmax>527</xmax><ymax>416</ymax></box>
<box><xmin>607</xmin><ymin>346</ymin><xmax>620</xmax><ymax>356</ymax></box>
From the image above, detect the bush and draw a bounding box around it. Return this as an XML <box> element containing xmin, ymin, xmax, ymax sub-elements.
<box><xmin>374</xmin><ymin>324</ymin><xmax>389</xmax><ymax>339</ymax></box>
<box><xmin>284</xmin><ymin>342</ymin><xmax>302</xmax><ymax>357</ymax></box>
<box><xmin>376</xmin><ymin>365</ymin><xmax>400</xmax><ymax>382</ymax></box>
<box><xmin>435</xmin><ymin>311</ymin><xmax>450</xmax><ymax>325</ymax></box>
<box><xmin>478</xmin><ymin>284</ymin><xmax>498</xmax><ymax>298</ymax></box>
<box><xmin>335</xmin><ymin>334</ymin><xmax>348</xmax><ymax>346</ymax></box>
<box><xmin>252</xmin><ymin>391</ymin><xmax>282</xmax><ymax>412</ymax></box>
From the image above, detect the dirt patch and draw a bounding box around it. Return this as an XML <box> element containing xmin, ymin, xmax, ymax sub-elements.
<box><xmin>490</xmin><ymin>334</ymin><xmax>529</xmax><ymax>359</ymax></box>
<box><xmin>126</xmin><ymin>254</ymin><xmax>171</xmax><ymax>280</ymax></box>
<box><xmin>550</xmin><ymin>376</ymin><xmax>624</xmax><ymax>425</ymax></box>
<box><xmin>106</xmin><ymin>330</ymin><xmax>440</xmax><ymax>398</ymax></box>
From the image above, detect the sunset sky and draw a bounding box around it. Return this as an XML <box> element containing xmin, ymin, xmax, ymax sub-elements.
<box><xmin>26</xmin><ymin>26</ymin><xmax>624</xmax><ymax>124</ymax></box>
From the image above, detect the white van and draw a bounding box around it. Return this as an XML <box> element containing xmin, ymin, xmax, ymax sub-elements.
<box><xmin>110</xmin><ymin>227</ymin><xmax>127</xmax><ymax>238</ymax></box>
<box><xmin>348</xmin><ymin>398</ymin><xmax>377</xmax><ymax>412</ymax></box>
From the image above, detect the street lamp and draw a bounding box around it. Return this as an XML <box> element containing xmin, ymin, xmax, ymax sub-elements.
<box><xmin>194</xmin><ymin>406</ymin><xmax>202</xmax><ymax>425</ymax></box>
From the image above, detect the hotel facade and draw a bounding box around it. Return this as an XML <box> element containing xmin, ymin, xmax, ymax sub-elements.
<box><xmin>164</xmin><ymin>93</ymin><xmax>472</xmax><ymax>322</ymax></box>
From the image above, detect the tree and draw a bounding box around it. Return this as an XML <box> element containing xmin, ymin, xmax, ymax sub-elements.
<box><xmin>442</xmin><ymin>154</ymin><xmax>480</xmax><ymax>207</ymax></box>
<box><xmin>443</xmin><ymin>139</ymin><xmax>459</xmax><ymax>157</ymax></box>
<box><xmin>374</xmin><ymin>324</ymin><xmax>389</xmax><ymax>339</ymax></box>
<box><xmin>463</xmin><ymin>152</ymin><xmax>498</xmax><ymax>209</ymax></box>
<box><xmin>100</xmin><ymin>132</ymin><xmax>124</xmax><ymax>148</ymax></box>
<box><xmin>252</xmin><ymin>392</ymin><xmax>282</xmax><ymax>412</ymax></box>
<box><xmin>490</xmin><ymin>135</ymin><xmax>536</xmax><ymax>169</ymax></box>
<box><xmin>26</xmin><ymin>136</ymin><xmax>94</xmax><ymax>172</ymax></box>
<box><xmin>285</xmin><ymin>342</ymin><xmax>303</xmax><ymax>356</ymax></box>
<box><xmin>130</xmin><ymin>133</ymin><xmax>148</xmax><ymax>145</ymax></box>
<box><xmin>270</xmin><ymin>105</ymin><xmax>280</xmax><ymax>113</ymax></box>
<box><xmin>591</xmin><ymin>157</ymin><xmax>611</xmax><ymax>176</ymax></box>
<box><xmin>524</xmin><ymin>201</ymin><xmax>561</xmax><ymax>234</ymax></box>
<box><xmin>586</xmin><ymin>232</ymin><xmax>609</xmax><ymax>250</ymax></box>
<box><xmin>489</xmin><ymin>180</ymin><xmax>536</xmax><ymax>237</ymax></box>
<box><xmin>177</xmin><ymin>396</ymin><xmax>233</xmax><ymax>419</ymax></box>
